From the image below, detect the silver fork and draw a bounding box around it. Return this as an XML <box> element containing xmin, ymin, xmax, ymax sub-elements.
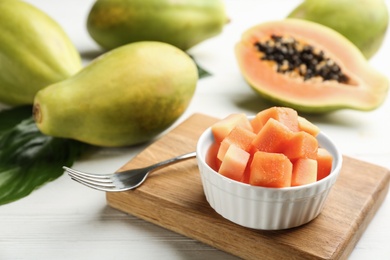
<box><xmin>63</xmin><ymin>151</ymin><xmax>196</xmax><ymax>192</ymax></box>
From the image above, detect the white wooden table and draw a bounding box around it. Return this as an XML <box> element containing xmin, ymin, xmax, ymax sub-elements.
<box><xmin>1</xmin><ymin>0</ymin><xmax>389</xmax><ymax>259</ymax></box>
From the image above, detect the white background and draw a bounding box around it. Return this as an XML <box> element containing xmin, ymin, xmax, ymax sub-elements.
<box><xmin>1</xmin><ymin>0</ymin><xmax>389</xmax><ymax>259</ymax></box>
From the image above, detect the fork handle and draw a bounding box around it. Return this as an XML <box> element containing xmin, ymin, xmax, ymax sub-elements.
<box><xmin>146</xmin><ymin>151</ymin><xmax>196</xmax><ymax>172</ymax></box>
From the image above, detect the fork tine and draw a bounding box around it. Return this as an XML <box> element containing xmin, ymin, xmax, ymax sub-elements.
<box><xmin>70</xmin><ymin>177</ymin><xmax>119</xmax><ymax>192</ymax></box>
<box><xmin>66</xmin><ymin>170</ymin><xmax>113</xmax><ymax>184</ymax></box>
<box><xmin>67</xmin><ymin>170</ymin><xmax>115</xmax><ymax>186</ymax></box>
<box><xmin>64</xmin><ymin>166</ymin><xmax>118</xmax><ymax>190</ymax></box>
<box><xmin>64</xmin><ymin>166</ymin><xmax>128</xmax><ymax>192</ymax></box>
<box><xmin>62</xmin><ymin>166</ymin><xmax>112</xmax><ymax>179</ymax></box>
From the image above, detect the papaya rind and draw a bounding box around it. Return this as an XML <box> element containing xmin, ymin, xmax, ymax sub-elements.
<box><xmin>86</xmin><ymin>0</ymin><xmax>227</xmax><ymax>51</ymax></box>
<box><xmin>0</xmin><ymin>0</ymin><xmax>82</xmax><ymax>106</ymax></box>
<box><xmin>33</xmin><ymin>41</ymin><xmax>198</xmax><ymax>147</ymax></box>
<box><xmin>235</xmin><ymin>19</ymin><xmax>389</xmax><ymax>114</ymax></box>
<box><xmin>288</xmin><ymin>0</ymin><xmax>389</xmax><ymax>59</ymax></box>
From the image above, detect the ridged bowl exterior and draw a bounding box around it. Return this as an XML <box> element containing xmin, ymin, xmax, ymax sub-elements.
<box><xmin>196</xmin><ymin>125</ymin><xmax>342</xmax><ymax>230</ymax></box>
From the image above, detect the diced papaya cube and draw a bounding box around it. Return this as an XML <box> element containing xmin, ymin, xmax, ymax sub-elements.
<box><xmin>251</xmin><ymin>107</ymin><xmax>299</xmax><ymax>133</ymax></box>
<box><xmin>283</xmin><ymin>131</ymin><xmax>318</xmax><ymax>160</ymax></box>
<box><xmin>218</xmin><ymin>145</ymin><xmax>250</xmax><ymax>181</ymax></box>
<box><xmin>217</xmin><ymin>141</ymin><xmax>230</xmax><ymax>162</ymax></box>
<box><xmin>249</xmin><ymin>151</ymin><xmax>292</xmax><ymax>188</ymax></box>
<box><xmin>217</xmin><ymin>126</ymin><xmax>256</xmax><ymax>161</ymax></box>
<box><xmin>298</xmin><ymin>116</ymin><xmax>320</xmax><ymax>137</ymax></box>
<box><xmin>316</xmin><ymin>148</ymin><xmax>333</xmax><ymax>181</ymax></box>
<box><xmin>241</xmin><ymin>154</ymin><xmax>254</xmax><ymax>184</ymax></box>
<box><xmin>206</xmin><ymin>142</ymin><xmax>222</xmax><ymax>172</ymax></box>
<box><xmin>291</xmin><ymin>158</ymin><xmax>318</xmax><ymax>186</ymax></box>
<box><xmin>211</xmin><ymin>113</ymin><xmax>253</xmax><ymax>143</ymax></box>
<box><xmin>251</xmin><ymin>118</ymin><xmax>294</xmax><ymax>153</ymax></box>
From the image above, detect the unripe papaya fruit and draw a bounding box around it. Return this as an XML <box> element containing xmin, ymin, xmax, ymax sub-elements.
<box><xmin>288</xmin><ymin>0</ymin><xmax>389</xmax><ymax>59</ymax></box>
<box><xmin>86</xmin><ymin>0</ymin><xmax>227</xmax><ymax>51</ymax></box>
<box><xmin>33</xmin><ymin>41</ymin><xmax>198</xmax><ymax>147</ymax></box>
<box><xmin>0</xmin><ymin>0</ymin><xmax>82</xmax><ymax>106</ymax></box>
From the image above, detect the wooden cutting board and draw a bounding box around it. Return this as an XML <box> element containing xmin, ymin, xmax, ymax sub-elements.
<box><xmin>106</xmin><ymin>113</ymin><xmax>390</xmax><ymax>260</ymax></box>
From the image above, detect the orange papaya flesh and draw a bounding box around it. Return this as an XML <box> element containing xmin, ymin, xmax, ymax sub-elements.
<box><xmin>251</xmin><ymin>118</ymin><xmax>294</xmax><ymax>153</ymax></box>
<box><xmin>283</xmin><ymin>131</ymin><xmax>318</xmax><ymax>160</ymax></box>
<box><xmin>211</xmin><ymin>113</ymin><xmax>253</xmax><ymax>143</ymax></box>
<box><xmin>316</xmin><ymin>147</ymin><xmax>333</xmax><ymax>181</ymax></box>
<box><xmin>291</xmin><ymin>158</ymin><xmax>317</xmax><ymax>186</ymax></box>
<box><xmin>251</xmin><ymin>106</ymin><xmax>299</xmax><ymax>133</ymax></box>
<box><xmin>241</xmin><ymin>155</ymin><xmax>254</xmax><ymax>184</ymax></box>
<box><xmin>217</xmin><ymin>126</ymin><xmax>256</xmax><ymax>161</ymax></box>
<box><xmin>218</xmin><ymin>145</ymin><xmax>250</xmax><ymax>182</ymax></box>
<box><xmin>235</xmin><ymin>19</ymin><xmax>388</xmax><ymax>113</ymax></box>
<box><xmin>298</xmin><ymin>116</ymin><xmax>320</xmax><ymax>137</ymax></box>
<box><xmin>249</xmin><ymin>151</ymin><xmax>292</xmax><ymax>188</ymax></box>
<box><xmin>206</xmin><ymin>141</ymin><xmax>221</xmax><ymax>172</ymax></box>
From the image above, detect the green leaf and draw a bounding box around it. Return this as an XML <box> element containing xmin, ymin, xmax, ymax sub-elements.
<box><xmin>0</xmin><ymin>105</ymin><xmax>32</xmax><ymax>133</ymax></box>
<box><xmin>196</xmin><ymin>62</ymin><xmax>212</xmax><ymax>79</ymax></box>
<box><xmin>190</xmin><ymin>55</ymin><xmax>211</xmax><ymax>79</ymax></box>
<box><xmin>0</xmin><ymin>111</ymin><xmax>89</xmax><ymax>205</ymax></box>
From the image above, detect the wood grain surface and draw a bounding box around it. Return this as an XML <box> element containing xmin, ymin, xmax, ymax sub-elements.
<box><xmin>106</xmin><ymin>113</ymin><xmax>390</xmax><ymax>260</ymax></box>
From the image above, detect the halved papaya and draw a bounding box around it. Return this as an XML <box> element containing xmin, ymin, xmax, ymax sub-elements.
<box><xmin>235</xmin><ymin>19</ymin><xmax>388</xmax><ymax>113</ymax></box>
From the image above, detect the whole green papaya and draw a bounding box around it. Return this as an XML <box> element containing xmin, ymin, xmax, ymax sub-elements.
<box><xmin>87</xmin><ymin>0</ymin><xmax>227</xmax><ymax>51</ymax></box>
<box><xmin>288</xmin><ymin>0</ymin><xmax>389</xmax><ymax>59</ymax></box>
<box><xmin>33</xmin><ymin>41</ymin><xmax>198</xmax><ymax>147</ymax></box>
<box><xmin>0</xmin><ymin>0</ymin><xmax>82</xmax><ymax>106</ymax></box>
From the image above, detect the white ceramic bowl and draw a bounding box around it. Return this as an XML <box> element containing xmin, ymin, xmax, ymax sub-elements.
<box><xmin>196</xmin><ymin>123</ymin><xmax>343</xmax><ymax>230</ymax></box>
